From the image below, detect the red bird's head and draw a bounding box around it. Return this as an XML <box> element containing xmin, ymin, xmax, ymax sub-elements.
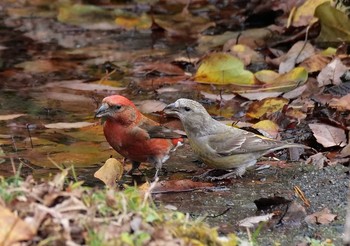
<box><xmin>95</xmin><ymin>95</ymin><xmax>141</xmax><ymax>124</ymax></box>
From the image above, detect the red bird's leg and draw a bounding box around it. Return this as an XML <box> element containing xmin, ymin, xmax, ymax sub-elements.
<box><xmin>126</xmin><ymin>161</ymin><xmax>141</xmax><ymax>175</ymax></box>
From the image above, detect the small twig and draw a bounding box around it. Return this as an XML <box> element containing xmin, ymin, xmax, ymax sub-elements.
<box><xmin>205</xmin><ymin>207</ymin><xmax>232</xmax><ymax>218</ymax></box>
<box><xmin>10</xmin><ymin>157</ymin><xmax>16</xmax><ymax>175</ymax></box>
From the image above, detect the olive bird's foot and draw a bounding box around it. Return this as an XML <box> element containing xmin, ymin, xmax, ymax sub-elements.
<box><xmin>192</xmin><ymin>169</ymin><xmax>234</xmax><ymax>182</ymax></box>
<box><xmin>193</xmin><ymin>167</ymin><xmax>247</xmax><ymax>182</ymax></box>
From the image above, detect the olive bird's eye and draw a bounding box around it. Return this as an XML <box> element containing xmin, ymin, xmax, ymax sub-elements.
<box><xmin>184</xmin><ymin>106</ymin><xmax>191</xmax><ymax>112</ymax></box>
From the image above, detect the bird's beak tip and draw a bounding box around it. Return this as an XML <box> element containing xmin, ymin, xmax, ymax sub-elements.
<box><xmin>164</xmin><ymin>103</ymin><xmax>176</xmax><ymax>113</ymax></box>
<box><xmin>95</xmin><ymin>104</ymin><xmax>109</xmax><ymax>118</ymax></box>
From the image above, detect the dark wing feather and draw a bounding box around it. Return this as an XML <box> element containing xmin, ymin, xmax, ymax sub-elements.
<box><xmin>138</xmin><ymin>119</ymin><xmax>185</xmax><ymax>139</ymax></box>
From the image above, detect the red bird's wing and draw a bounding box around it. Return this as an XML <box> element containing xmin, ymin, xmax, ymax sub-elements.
<box><xmin>138</xmin><ymin>119</ymin><xmax>185</xmax><ymax>139</ymax></box>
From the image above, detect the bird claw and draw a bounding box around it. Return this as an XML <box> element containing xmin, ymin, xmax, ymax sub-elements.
<box><xmin>192</xmin><ymin>169</ymin><xmax>239</xmax><ymax>182</ymax></box>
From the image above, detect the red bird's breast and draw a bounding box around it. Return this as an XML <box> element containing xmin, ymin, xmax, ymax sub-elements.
<box><xmin>103</xmin><ymin>119</ymin><xmax>181</xmax><ymax>163</ymax></box>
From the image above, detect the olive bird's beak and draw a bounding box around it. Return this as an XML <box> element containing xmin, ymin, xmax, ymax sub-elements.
<box><xmin>164</xmin><ymin>103</ymin><xmax>179</xmax><ymax>117</ymax></box>
<box><xmin>95</xmin><ymin>103</ymin><xmax>110</xmax><ymax>118</ymax></box>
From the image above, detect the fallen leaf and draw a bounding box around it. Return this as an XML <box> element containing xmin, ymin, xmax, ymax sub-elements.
<box><xmin>299</xmin><ymin>54</ymin><xmax>330</xmax><ymax>73</ymax></box>
<box><xmin>44</xmin><ymin>122</ymin><xmax>94</xmax><ymax>129</ymax></box>
<box><xmin>317</xmin><ymin>58</ymin><xmax>348</xmax><ymax>87</ymax></box>
<box><xmin>252</xmin><ymin>120</ymin><xmax>280</xmax><ymax>139</ymax></box>
<box><xmin>154</xmin><ymin>6</ymin><xmax>214</xmax><ymax>37</ymax></box>
<box><xmin>315</xmin><ymin>2</ymin><xmax>350</xmax><ymax>43</ymax></box>
<box><xmin>237</xmin><ymin>91</ymin><xmax>283</xmax><ymax>101</ymax></box>
<box><xmin>194</xmin><ymin>53</ymin><xmax>255</xmax><ymax>85</ymax></box>
<box><xmin>239</xmin><ymin>213</ymin><xmax>275</xmax><ymax>228</ymax></box>
<box><xmin>246</xmin><ymin>97</ymin><xmax>289</xmax><ymax>119</ymax></box>
<box><xmin>281</xmin><ymin>201</ymin><xmax>307</xmax><ymax>226</ymax></box>
<box><xmin>136</xmin><ymin>100</ymin><xmax>167</xmax><ymax>114</ymax></box>
<box><xmin>0</xmin><ymin>205</ymin><xmax>35</xmax><ymax>246</ymax></box>
<box><xmin>329</xmin><ymin>93</ymin><xmax>350</xmax><ymax>111</ymax></box>
<box><xmin>305</xmin><ymin>208</ymin><xmax>337</xmax><ymax>225</ymax></box>
<box><xmin>149</xmin><ymin>179</ymin><xmax>214</xmax><ymax>194</ymax></box>
<box><xmin>279</xmin><ymin>41</ymin><xmax>315</xmax><ymax>73</ymax></box>
<box><xmin>94</xmin><ymin>158</ymin><xmax>124</xmax><ymax>187</ymax></box>
<box><xmin>285</xmin><ymin>108</ymin><xmax>307</xmax><ymax>122</ymax></box>
<box><xmin>115</xmin><ymin>13</ymin><xmax>152</xmax><ymax>30</ymax></box>
<box><xmin>0</xmin><ymin>114</ymin><xmax>26</xmax><ymax>121</ymax></box>
<box><xmin>134</xmin><ymin>62</ymin><xmax>185</xmax><ymax>76</ymax></box>
<box><xmin>227</xmin><ymin>44</ymin><xmax>263</xmax><ymax>66</ymax></box>
<box><xmin>289</xmin><ymin>0</ymin><xmax>329</xmax><ymax>27</ymax></box>
<box><xmin>308</xmin><ymin>123</ymin><xmax>346</xmax><ymax>147</ymax></box>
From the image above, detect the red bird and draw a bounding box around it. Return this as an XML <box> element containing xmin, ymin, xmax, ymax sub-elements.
<box><xmin>95</xmin><ymin>95</ymin><xmax>183</xmax><ymax>177</ymax></box>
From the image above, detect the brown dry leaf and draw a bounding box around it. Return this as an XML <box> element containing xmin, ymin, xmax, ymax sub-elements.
<box><xmin>285</xmin><ymin>108</ymin><xmax>307</xmax><ymax>123</ymax></box>
<box><xmin>246</xmin><ymin>98</ymin><xmax>289</xmax><ymax>119</ymax></box>
<box><xmin>308</xmin><ymin>123</ymin><xmax>346</xmax><ymax>147</ymax></box>
<box><xmin>317</xmin><ymin>58</ymin><xmax>349</xmax><ymax>87</ymax></box>
<box><xmin>94</xmin><ymin>158</ymin><xmax>124</xmax><ymax>187</ymax></box>
<box><xmin>227</xmin><ymin>44</ymin><xmax>264</xmax><ymax>66</ymax></box>
<box><xmin>299</xmin><ymin>54</ymin><xmax>331</xmax><ymax>73</ymax></box>
<box><xmin>0</xmin><ymin>114</ymin><xmax>26</xmax><ymax>121</ymax></box>
<box><xmin>340</xmin><ymin>132</ymin><xmax>350</xmax><ymax>157</ymax></box>
<box><xmin>154</xmin><ymin>6</ymin><xmax>214</xmax><ymax>37</ymax></box>
<box><xmin>136</xmin><ymin>100</ymin><xmax>167</xmax><ymax>114</ymax></box>
<box><xmin>305</xmin><ymin>208</ymin><xmax>337</xmax><ymax>225</ymax></box>
<box><xmin>305</xmin><ymin>153</ymin><xmax>329</xmax><ymax>169</ymax></box>
<box><xmin>0</xmin><ymin>205</ymin><xmax>35</xmax><ymax>246</ymax></box>
<box><xmin>239</xmin><ymin>213</ymin><xmax>275</xmax><ymax>228</ymax></box>
<box><xmin>279</xmin><ymin>41</ymin><xmax>315</xmax><ymax>73</ymax></box>
<box><xmin>134</xmin><ymin>62</ymin><xmax>185</xmax><ymax>76</ymax></box>
<box><xmin>281</xmin><ymin>201</ymin><xmax>307</xmax><ymax>226</ymax></box>
<box><xmin>149</xmin><ymin>179</ymin><xmax>214</xmax><ymax>194</ymax></box>
<box><xmin>329</xmin><ymin>93</ymin><xmax>350</xmax><ymax>111</ymax></box>
<box><xmin>44</xmin><ymin>122</ymin><xmax>94</xmax><ymax>129</ymax></box>
<box><xmin>45</xmin><ymin>80</ymin><xmax>125</xmax><ymax>92</ymax></box>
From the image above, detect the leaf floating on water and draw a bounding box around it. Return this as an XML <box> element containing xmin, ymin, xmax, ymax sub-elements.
<box><xmin>309</xmin><ymin>123</ymin><xmax>347</xmax><ymax>147</ymax></box>
<box><xmin>44</xmin><ymin>122</ymin><xmax>94</xmax><ymax>129</ymax></box>
<box><xmin>94</xmin><ymin>158</ymin><xmax>124</xmax><ymax>188</ymax></box>
<box><xmin>0</xmin><ymin>114</ymin><xmax>26</xmax><ymax>121</ymax></box>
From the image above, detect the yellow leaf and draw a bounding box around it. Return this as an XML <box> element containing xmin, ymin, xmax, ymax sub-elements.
<box><xmin>252</xmin><ymin>120</ymin><xmax>280</xmax><ymax>139</ymax></box>
<box><xmin>255</xmin><ymin>70</ymin><xmax>279</xmax><ymax>84</ymax></box>
<box><xmin>289</xmin><ymin>0</ymin><xmax>329</xmax><ymax>27</ymax></box>
<box><xmin>94</xmin><ymin>158</ymin><xmax>124</xmax><ymax>187</ymax></box>
<box><xmin>194</xmin><ymin>53</ymin><xmax>255</xmax><ymax>85</ymax></box>
<box><xmin>247</xmin><ymin>98</ymin><xmax>289</xmax><ymax>119</ymax></box>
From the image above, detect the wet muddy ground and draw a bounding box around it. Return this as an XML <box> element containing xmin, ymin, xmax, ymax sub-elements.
<box><xmin>0</xmin><ymin>1</ymin><xmax>349</xmax><ymax>245</ymax></box>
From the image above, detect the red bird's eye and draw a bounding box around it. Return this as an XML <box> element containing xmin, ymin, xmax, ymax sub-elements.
<box><xmin>114</xmin><ymin>105</ymin><xmax>122</xmax><ymax>110</ymax></box>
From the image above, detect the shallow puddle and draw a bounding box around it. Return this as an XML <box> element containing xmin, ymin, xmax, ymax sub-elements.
<box><xmin>0</xmin><ymin>1</ymin><xmax>348</xmax><ymax>244</ymax></box>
